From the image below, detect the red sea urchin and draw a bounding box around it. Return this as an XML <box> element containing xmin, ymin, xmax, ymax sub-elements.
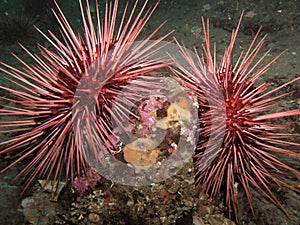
<box><xmin>0</xmin><ymin>0</ymin><xmax>171</xmax><ymax>192</ymax></box>
<box><xmin>172</xmin><ymin>12</ymin><xmax>300</xmax><ymax>219</ymax></box>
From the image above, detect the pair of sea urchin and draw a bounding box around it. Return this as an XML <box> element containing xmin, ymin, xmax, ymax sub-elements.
<box><xmin>0</xmin><ymin>0</ymin><xmax>299</xmax><ymax>221</ymax></box>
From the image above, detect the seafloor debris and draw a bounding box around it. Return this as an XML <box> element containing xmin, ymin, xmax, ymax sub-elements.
<box><xmin>20</xmin><ymin>161</ymin><xmax>196</xmax><ymax>225</ymax></box>
<box><xmin>65</xmin><ymin>164</ymin><xmax>196</xmax><ymax>225</ymax></box>
<box><xmin>20</xmin><ymin>161</ymin><xmax>236</xmax><ymax>225</ymax></box>
<box><xmin>20</xmin><ymin>192</ymin><xmax>57</xmax><ymax>225</ymax></box>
